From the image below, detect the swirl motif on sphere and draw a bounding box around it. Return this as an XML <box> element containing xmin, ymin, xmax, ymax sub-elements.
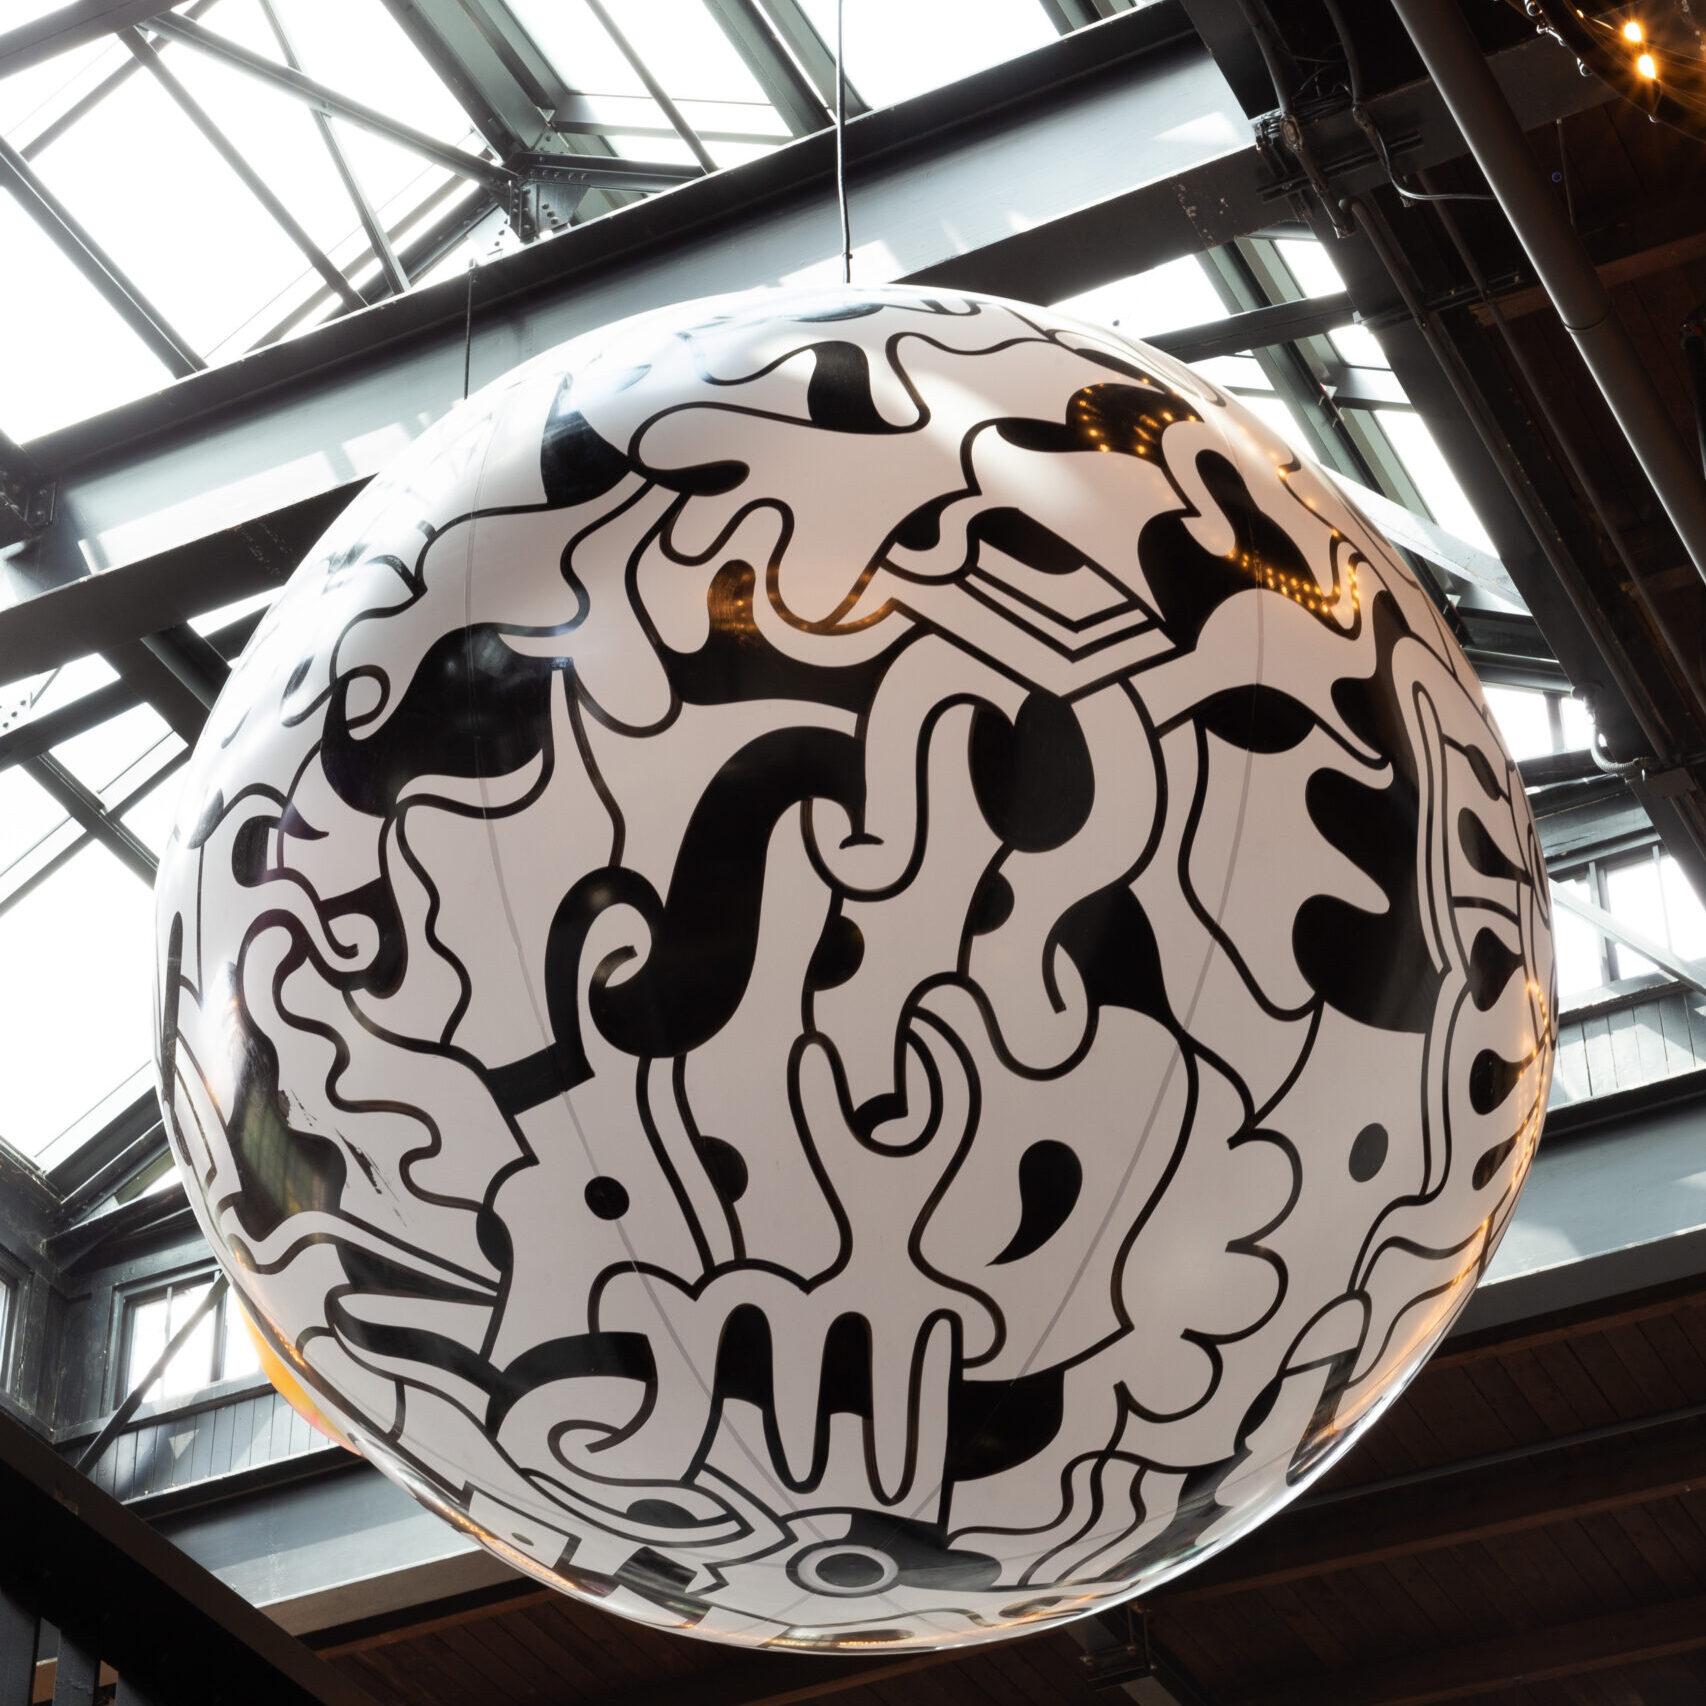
<box><xmin>154</xmin><ymin>286</ymin><xmax>1555</xmax><ymax>1650</ymax></box>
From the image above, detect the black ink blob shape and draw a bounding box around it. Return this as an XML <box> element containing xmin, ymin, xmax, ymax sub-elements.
<box><xmin>489</xmin><ymin>1330</ymin><xmax>656</xmax><ymax>1430</ymax></box>
<box><xmin>967</xmin><ymin>869</ymin><xmax>1014</xmax><ymax>935</ymax></box>
<box><xmin>545</xmin><ymin>724</ymin><xmax>865</xmax><ymax>1064</ymax></box>
<box><xmin>1467</xmin><ymin>927</ymin><xmax>1524</xmax><ymax>1012</ymax></box>
<box><xmin>541</xmin><ymin>376</ymin><xmax>634</xmax><ymax>507</ymax></box>
<box><xmin>278</xmin><ymin>800</ymin><xmax>325</xmax><ymax>841</ymax></box>
<box><xmin>231</xmin><ymin>814</ymin><xmax>272</xmax><ymax>885</ymax></box>
<box><xmin>807</xmin><ymin>914</ymin><xmax>864</xmax><ymax>991</ymax></box>
<box><xmin>1294</xmin><ymin>592</ymin><xmax>1443</xmax><ymax>1034</ymax></box>
<box><xmin>968</xmin><ymin>506</ymin><xmax>1089</xmax><ymax>576</ymax></box>
<box><xmin>186</xmin><ymin>789</ymin><xmax>225</xmax><ymax>849</ymax></box>
<box><xmin>1348</xmin><ymin>1123</ymin><xmax>1388</xmax><ymax>1182</ymax></box>
<box><xmin>627</xmin><ymin>1499</ymin><xmax>696</xmax><ymax>1528</ymax></box>
<box><xmin>476</xmin><ymin>1199</ymin><xmax>513</xmax><ymax>1275</ymax></box>
<box><xmin>1473</xmin><ymin>1136</ymin><xmax>1518</xmax><ymax>1189</ymax></box>
<box><xmin>992</xmin><ymin>1140</ymin><xmax>1083</xmax><ymax>1264</ymax></box>
<box><xmin>695</xmin><ymin>1136</ymin><xmax>748</xmax><ymax>1206</ymax></box>
<box><xmin>321</xmin><ymin>625</ymin><xmax>554</xmax><ymax>817</ymax></box>
<box><xmin>1458</xmin><ymin>808</ymin><xmax>1529</xmax><ymax>884</ymax></box>
<box><xmin>220</xmin><ymin>992</ymin><xmax>347</xmax><ymax>1246</ymax></box>
<box><xmin>1194</xmin><ymin>683</ymin><xmax>1318</xmax><ymax>753</ymax></box>
<box><xmin>1056</xmin><ymin>883</ymin><xmax>1174</xmax><ymax>1030</ymax></box>
<box><xmin>813</xmin><ymin>1549</ymin><xmax>887</xmax><ymax>1590</ymax></box>
<box><xmin>661</xmin><ymin>560</ymin><xmax>884</xmax><ymax>716</ymax></box>
<box><xmin>1138</xmin><ymin>451</ymin><xmax>1305</xmax><ymax>648</ymax></box>
<box><xmin>1469</xmin><ymin>1048</ymin><xmax>1529</xmax><ymax>1115</ymax></box>
<box><xmin>888</xmin><ymin>491</ymin><xmax>954</xmax><ymax>551</ymax></box>
<box><xmin>945</xmin><ymin>1366</ymin><xmax>1066</xmax><ymax>1484</ymax></box>
<box><xmin>969</xmin><ymin>690</ymin><xmax>1093</xmax><ymax>852</ymax></box>
<box><xmin>584</xmin><ymin>1176</ymin><xmax>629</xmax><ymax>1220</ymax></box>
<box><xmin>805</xmin><ymin>340</ymin><xmax>892</xmax><ymax>433</ymax></box>
<box><xmin>996</xmin><ymin>381</ymin><xmax>1198</xmax><ymax>459</ymax></box>
<box><xmin>1464</xmin><ymin>744</ymin><xmax>1502</xmax><ymax>799</ymax></box>
<box><xmin>621</xmin><ymin>1548</ymin><xmax>695</xmax><ymax>1593</ymax></box>
<box><xmin>649</xmin><ymin>458</ymin><xmax>748</xmax><ymax>497</ymax></box>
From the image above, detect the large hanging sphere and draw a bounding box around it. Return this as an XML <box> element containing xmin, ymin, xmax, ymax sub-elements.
<box><xmin>154</xmin><ymin>284</ymin><xmax>1555</xmax><ymax>1651</ymax></box>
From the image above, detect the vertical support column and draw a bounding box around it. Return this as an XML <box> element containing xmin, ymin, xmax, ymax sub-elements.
<box><xmin>50</xmin><ymin>1635</ymin><xmax>98</xmax><ymax>1706</ymax></box>
<box><xmin>0</xmin><ymin>1591</ymin><xmax>36</xmax><ymax>1706</ymax></box>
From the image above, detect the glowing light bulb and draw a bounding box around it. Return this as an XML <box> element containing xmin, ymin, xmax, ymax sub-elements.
<box><xmin>1622</xmin><ymin>18</ymin><xmax>1643</xmax><ymax>42</ymax></box>
<box><xmin>1637</xmin><ymin>49</ymin><xmax>1658</xmax><ymax>76</ymax></box>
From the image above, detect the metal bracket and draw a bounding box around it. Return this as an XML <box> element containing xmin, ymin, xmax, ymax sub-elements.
<box><xmin>1079</xmin><ymin>1607</ymin><xmax>1158</xmax><ymax>1690</ymax></box>
<box><xmin>504</xmin><ymin>176</ymin><xmax>582</xmax><ymax>244</ymax></box>
<box><xmin>0</xmin><ymin>466</ymin><xmax>54</xmax><ymax>548</ymax></box>
<box><xmin>0</xmin><ymin>427</ymin><xmax>54</xmax><ymax>547</ymax></box>
<box><xmin>1255</xmin><ymin>109</ymin><xmax>1358</xmax><ymax>237</ymax></box>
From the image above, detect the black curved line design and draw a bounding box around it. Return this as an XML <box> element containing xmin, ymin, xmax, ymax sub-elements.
<box><xmin>153</xmin><ymin>286</ymin><xmax>1556</xmax><ymax>1650</ymax></box>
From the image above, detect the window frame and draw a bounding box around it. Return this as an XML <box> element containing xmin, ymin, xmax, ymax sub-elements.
<box><xmin>114</xmin><ymin>1265</ymin><xmax>257</xmax><ymax>1411</ymax></box>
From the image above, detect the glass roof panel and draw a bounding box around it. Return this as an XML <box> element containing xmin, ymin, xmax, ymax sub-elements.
<box><xmin>601</xmin><ymin>1</ymin><xmax>770</xmax><ymax>104</ymax></box>
<box><xmin>119</xmin><ymin>762</ymin><xmax>188</xmax><ymax>857</ymax></box>
<box><xmin>0</xmin><ymin>768</ymin><xmax>65</xmax><ymax>875</ymax></box>
<box><xmin>794</xmin><ymin>0</ymin><xmax>1055</xmax><ymax>107</ymax></box>
<box><xmin>1376</xmin><ymin>405</ymin><xmax>1497</xmax><ymax>553</ymax></box>
<box><xmin>1328</xmin><ymin>320</ymin><xmax>1390</xmax><ymax>370</ymax></box>
<box><xmin>1053</xmin><ymin>254</ymin><xmax>1228</xmax><ymax>340</ymax></box>
<box><xmin>0</xmin><ymin>24</ymin><xmax>127</xmax><ymax>139</ymax></box>
<box><xmin>0</xmin><ymin>165</ymin><xmax>172</xmax><ymax>441</ymax></box>
<box><xmin>0</xmin><ymin>838</ymin><xmax>155</xmax><ymax>1161</ymax></box>
<box><xmin>506</xmin><ymin>0</ymin><xmax>650</xmax><ymax>99</ymax></box>
<box><xmin>1276</xmin><ymin>235</ymin><xmax>1344</xmax><ymax>299</ymax></box>
<box><xmin>27</xmin><ymin>54</ymin><xmax>311</xmax><ymax>358</ymax></box>
<box><xmin>54</xmin><ymin>701</ymin><xmax>181</xmax><ymax>803</ymax></box>
<box><xmin>264</xmin><ymin>0</ymin><xmax>487</xmax><ymax>150</ymax></box>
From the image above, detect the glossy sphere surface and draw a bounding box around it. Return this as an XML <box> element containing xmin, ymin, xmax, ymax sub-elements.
<box><xmin>155</xmin><ymin>285</ymin><xmax>1555</xmax><ymax>1651</ymax></box>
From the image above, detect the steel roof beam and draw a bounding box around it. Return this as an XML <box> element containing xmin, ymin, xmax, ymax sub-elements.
<box><xmin>1035</xmin><ymin>0</ymin><xmax>1105</xmax><ymax>31</ymax></box>
<box><xmin>741</xmin><ymin>0</ymin><xmax>868</xmax><ymax>118</ymax></box>
<box><xmin>0</xmin><ymin>0</ymin><xmax>165</xmax><ymax>79</ymax></box>
<box><xmin>376</xmin><ymin>0</ymin><xmax>550</xmax><ymax>161</ymax></box>
<box><xmin>0</xmin><ymin>136</ymin><xmax>202</xmax><ymax>379</ymax></box>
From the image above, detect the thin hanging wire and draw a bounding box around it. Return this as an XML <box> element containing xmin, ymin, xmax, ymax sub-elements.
<box><xmin>835</xmin><ymin>0</ymin><xmax>851</xmax><ymax>284</ymax></box>
<box><xmin>462</xmin><ymin>256</ymin><xmax>476</xmax><ymax>400</ymax></box>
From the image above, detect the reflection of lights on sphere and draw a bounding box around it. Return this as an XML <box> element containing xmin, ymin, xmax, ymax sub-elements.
<box><xmin>154</xmin><ymin>285</ymin><xmax>1555</xmax><ymax>1651</ymax></box>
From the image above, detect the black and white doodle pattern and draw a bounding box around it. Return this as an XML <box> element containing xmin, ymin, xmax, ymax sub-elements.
<box><xmin>154</xmin><ymin>285</ymin><xmax>1555</xmax><ymax>1650</ymax></box>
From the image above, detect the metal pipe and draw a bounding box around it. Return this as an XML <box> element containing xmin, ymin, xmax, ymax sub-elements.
<box><xmin>1389</xmin><ymin>0</ymin><xmax>1706</xmax><ymax>591</ymax></box>
<box><xmin>1683</xmin><ymin>307</ymin><xmax>1706</xmax><ymax>477</ymax></box>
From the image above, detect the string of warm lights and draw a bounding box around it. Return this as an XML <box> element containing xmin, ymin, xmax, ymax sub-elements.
<box><xmin>1510</xmin><ymin>2</ymin><xmax>1706</xmax><ymax>143</ymax></box>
